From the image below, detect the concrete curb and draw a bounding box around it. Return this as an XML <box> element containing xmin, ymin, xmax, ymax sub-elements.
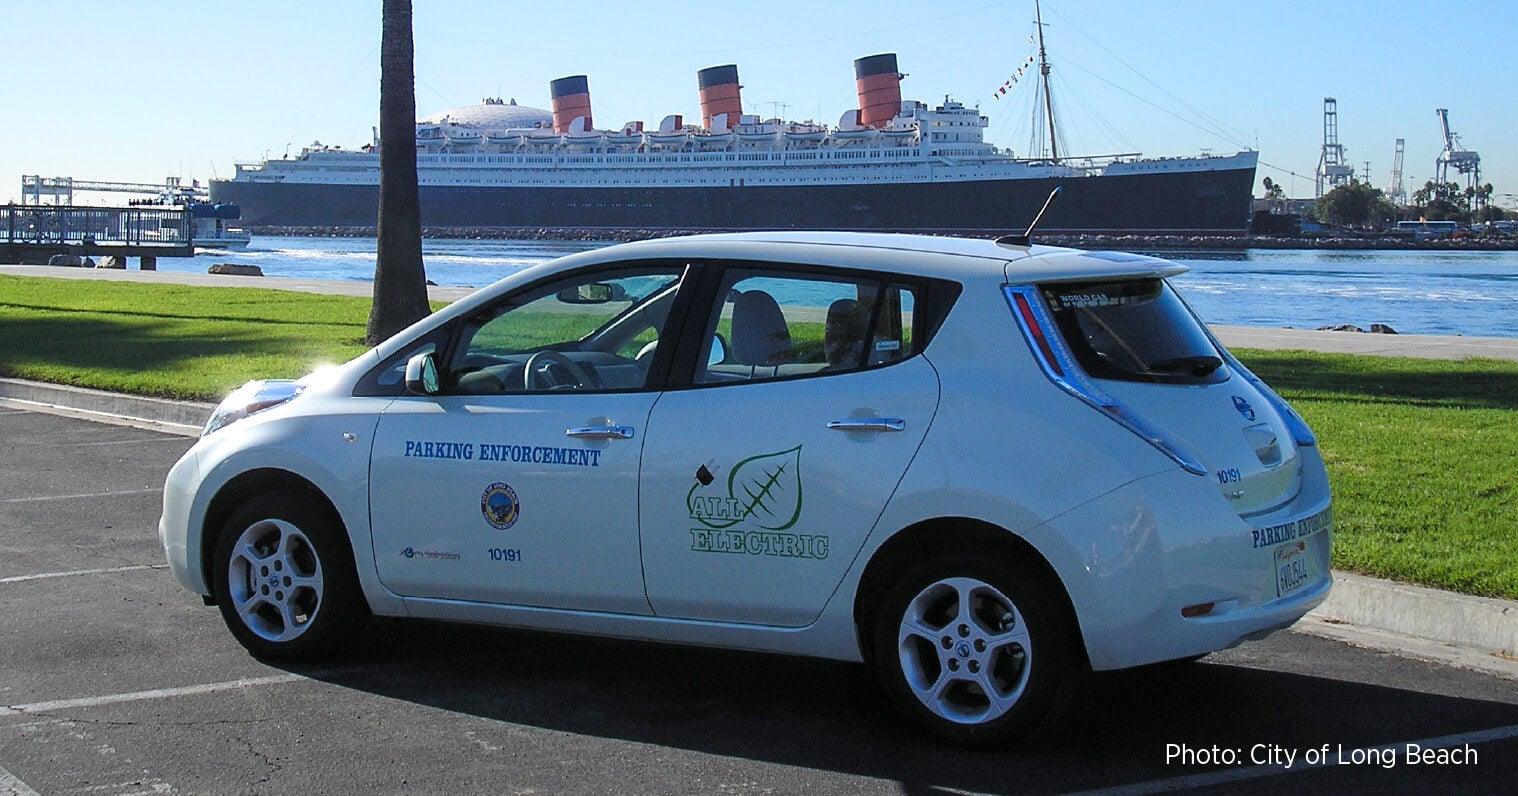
<box><xmin>3</xmin><ymin>376</ymin><xmax>1516</xmax><ymax>680</ymax></box>
<box><xmin>1301</xmin><ymin>572</ymin><xmax>1518</xmax><ymax>678</ymax></box>
<box><xmin>0</xmin><ymin>378</ymin><xmax>212</xmax><ymax>437</ymax></box>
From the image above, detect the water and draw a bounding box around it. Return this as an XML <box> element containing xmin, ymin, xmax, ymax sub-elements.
<box><xmin>160</xmin><ymin>236</ymin><xmax>1518</xmax><ymax>339</ymax></box>
<box><xmin>1162</xmin><ymin>249</ymin><xmax>1518</xmax><ymax>338</ymax></box>
<box><xmin>166</xmin><ymin>235</ymin><xmax>604</xmax><ymax>288</ymax></box>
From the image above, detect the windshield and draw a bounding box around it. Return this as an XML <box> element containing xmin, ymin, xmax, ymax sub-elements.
<box><xmin>1042</xmin><ymin>278</ymin><xmax>1227</xmax><ymax>385</ymax></box>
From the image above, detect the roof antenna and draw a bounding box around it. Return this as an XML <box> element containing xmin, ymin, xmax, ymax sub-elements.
<box><xmin>995</xmin><ymin>186</ymin><xmax>1062</xmax><ymax>248</ymax></box>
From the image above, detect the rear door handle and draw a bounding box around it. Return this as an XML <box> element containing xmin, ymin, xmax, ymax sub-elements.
<box><xmin>826</xmin><ymin>418</ymin><xmax>906</xmax><ymax>433</ymax></box>
<box><xmin>565</xmin><ymin>425</ymin><xmax>636</xmax><ymax>440</ymax></box>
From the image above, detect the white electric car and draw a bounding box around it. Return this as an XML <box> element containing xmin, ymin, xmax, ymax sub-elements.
<box><xmin>160</xmin><ymin>231</ymin><xmax>1332</xmax><ymax>746</ymax></box>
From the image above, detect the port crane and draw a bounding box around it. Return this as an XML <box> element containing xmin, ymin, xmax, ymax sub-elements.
<box><xmin>1385</xmin><ymin>139</ymin><xmax>1406</xmax><ymax>206</ymax></box>
<box><xmin>1434</xmin><ymin>108</ymin><xmax>1482</xmax><ymax>210</ymax></box>
<box><xmin>1315</xmin><ymin>98</ymin><xmax>1355</xmax><ymax>197</ymax></box>
<box><xmin>19</xmin><ymin>175</ymin><xmax>204</xmax><ymax>206</ymax></box>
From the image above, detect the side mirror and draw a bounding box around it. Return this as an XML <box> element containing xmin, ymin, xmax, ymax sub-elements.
<box><xmin>404</xmin><ymin>352</ymin><xmax>440</xmax><ymax>395</ymax></box>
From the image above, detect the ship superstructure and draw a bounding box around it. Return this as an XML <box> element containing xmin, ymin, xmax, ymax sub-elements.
<box><xmin>213</xmin><ymin>53</ymin><xmax>1258</xmax><ymax>234</ymax></box>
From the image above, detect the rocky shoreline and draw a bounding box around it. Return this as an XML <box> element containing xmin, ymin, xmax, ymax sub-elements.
<box><xmin>250</xmin><ymin>225</ymin><xmax>1518</xmax><ymax>251</ymax></box>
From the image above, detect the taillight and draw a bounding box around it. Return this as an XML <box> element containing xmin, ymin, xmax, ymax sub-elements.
<box><xmin>1010</xmin><ymin>292</ymin><xmax>1064</xmax><ymax>378</ymax></box>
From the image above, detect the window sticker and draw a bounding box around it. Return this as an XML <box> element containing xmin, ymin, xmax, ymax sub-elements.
<box><xmin>1048</xmin><ymin>291</ymin><xmax>1147</xmax><ymax>310</ymax></box>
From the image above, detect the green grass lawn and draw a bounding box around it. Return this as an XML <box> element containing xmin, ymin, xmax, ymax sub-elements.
<box><xmin>0</xmin><ymin>276</ymin><xmax>417</xmax><ymax>400</ymax></box>
<box><xmin>1241</xmin><ymin>352</ymin><xmax>1518</xmax><ymax>599</ymax></box>
<box><xmin>3</xmin><ymin>274</ymin><xmax>1515</xmax><ymax>598</ymax></box>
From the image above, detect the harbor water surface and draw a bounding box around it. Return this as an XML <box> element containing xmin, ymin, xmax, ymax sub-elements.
<box><xmin>166</xmin><ymin>236</ymin><xmax>1517</xmax><ymax>339</ymax></box>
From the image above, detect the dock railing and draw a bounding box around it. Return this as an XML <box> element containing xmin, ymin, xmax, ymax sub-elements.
<box><xmin>1</xmin><ymin>204</ymin><xmax>194</xmax><ymax>264</ymax></box>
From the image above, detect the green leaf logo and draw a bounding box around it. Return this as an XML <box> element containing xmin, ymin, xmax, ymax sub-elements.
<box><xmin>729</xmin><ymin>445</ymin><xmax>803</xmax><ymax>530</ymax></box>
<box><xmin>686</xmin><ymin>445</ymin><xmax>803</xmax><ymax>530</ymax></box>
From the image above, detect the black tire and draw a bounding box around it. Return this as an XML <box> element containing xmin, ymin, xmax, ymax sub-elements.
<box><xmin>212</xmin><ymin>489</ymin><xmax>368</xmax><ymax>661</ymax></box>
<box><xmin>870</xmin><ymin>552</ymin><xmax>1081</xmax><ymax>747</ymax></box>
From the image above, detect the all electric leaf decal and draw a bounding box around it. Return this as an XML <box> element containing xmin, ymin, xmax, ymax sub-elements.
<box><xmin>687</xmin><ymin>445</ymin><xmax>803</xmax><ymax>530</ymax></box>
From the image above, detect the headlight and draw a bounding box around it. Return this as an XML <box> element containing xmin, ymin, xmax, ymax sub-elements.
<box><xmin>202</xmin><ymin>379</ymin><xmax>305</xmax><ymax>436</ymax></box>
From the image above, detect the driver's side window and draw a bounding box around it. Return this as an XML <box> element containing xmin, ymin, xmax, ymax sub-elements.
<box><xmin>444</xmin><ymin>267</ymin><xmax>684</xmax><ymax>394</ymax></box>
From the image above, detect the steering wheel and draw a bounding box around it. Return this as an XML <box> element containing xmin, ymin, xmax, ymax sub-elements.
<box><xmin>522</xmin><ymin>349</ymin><xmax>597</xmax><ymax>390</ymax></box>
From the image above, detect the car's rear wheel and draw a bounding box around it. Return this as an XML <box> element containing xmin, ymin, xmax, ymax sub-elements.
<box><xmin>871</xmin><ymin>553</ymin><xmax>1079</xmax><ymax>746</ymax></box>
<box><xmin>212</xmin><ymin>490</ymin><xmax>367</xmax><ymax>661</ymax></box>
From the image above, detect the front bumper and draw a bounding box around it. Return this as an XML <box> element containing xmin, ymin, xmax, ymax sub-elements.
<box><xmin>159</xmin><ymin>446</ymin><xmax>208</xmax><ymax>595</ymax></box>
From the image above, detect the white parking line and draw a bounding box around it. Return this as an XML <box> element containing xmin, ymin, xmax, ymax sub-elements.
<box><xmin>0</xmin><ymin>564</ymin><xmax>168</xmax><ymax>585</ymax></box>
<box><xmin>1</xmin><ymin>487</ymin><xmax>162</xmax><ymax>504</ymax></box>
<box><xmin>55</xmin><ymin>437</ymin><xmax>190</xmax><ymax>448</ymax></box>
<box><xmin>0</xmin><ymin>763</ymin><xmax>41</xmax><ymax>796</ymax></box>
<box><xmin>1070</xmin><ymin>722</ymin><xmax>1518</xmax><ymax>794</ymax></box>
<box><xmin>0</xmin><ymin>674</ymin><xmax>306</xmax><ymax>717</ymax></box>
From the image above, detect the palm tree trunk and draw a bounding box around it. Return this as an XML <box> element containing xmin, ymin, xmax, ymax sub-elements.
<box><xmin>367</xmin><ymin>0</ymin><xmax>430</xmax><ymax>346</ymax></box>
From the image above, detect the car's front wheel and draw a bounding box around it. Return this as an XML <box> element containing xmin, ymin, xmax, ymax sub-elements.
<box><xmin>871</xmin><ymin>553</ymin><xmax>1081</xmax><ymax>746</ymax></box>
<box><xmin>212</xmin><ymin>490</ymin><xmax>367</xmax><ymax>661</ymax></box>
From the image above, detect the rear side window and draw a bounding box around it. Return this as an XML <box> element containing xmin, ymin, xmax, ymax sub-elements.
<box><xmin>694</xmin><ymin>270</ymin><xmax>919</xmax><ymax>385</ymax></box>
<box><xmin>1042</xmin><ymin>279</ymin><xmax>1227</xmax><ymax>384</ymax></box>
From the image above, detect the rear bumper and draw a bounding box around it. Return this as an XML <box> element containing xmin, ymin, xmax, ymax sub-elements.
<box><xmin>1055</xmin><ymin>446</ymin><xmax>1333</xmax><ymax>671</ymax></box>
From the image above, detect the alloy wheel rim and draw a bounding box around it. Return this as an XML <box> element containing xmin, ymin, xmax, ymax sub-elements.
<box><xmin>226</xmin><ymin>518</ymin><xmax>324</xmax><ymax>642</ymax></box>
<box><xmin>896</xmin><ymin>576</ymin><xmax>1032</xmax><ymax>724</ymax></box>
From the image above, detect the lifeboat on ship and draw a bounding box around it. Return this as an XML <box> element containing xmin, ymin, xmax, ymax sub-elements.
<box><xmin>526</xmin><ymin>128</ymin><xmax>563</xmax><ymax>148</ymax></box>
<box><xmin>446</xmin><ymin>129</ymin><xmax>483</xmax><ymax>147</ymax></box>
<box><xmin>784</xmin><ymin>124</ymin><xmax>829</xmax><ymax>144</ymax></box>
<box><xmin>415</xmin><ymin>125</ymin><xmax>445</xmax><ymax>148</ymax></box>
<box><xmin>692</xmin><ymin>130</ymin><xmax>734</xmax><ymax>149</ymax></box>
<box><xmin>832</xmin><ymin>127</ymin><xmax>878</xmax><ymax>142</ymax></box>
<box><xmin>648</xmin><ymin>131</ymin><xmax>691</xmax><ymax>146</ymax></box>
<box><xmin>486</xmin><ymin>130</ymin><xmax>524</xmax><ymax>146</ymax></box>
<box><xmin>736</xmin><ymin>119</ymin><xmax>782</xmax><ymax>142</ymax></box>
<box><xmin>648</xmin><ymin>114</ymin><xmax>691</xmax><ymax>146</ymax></box>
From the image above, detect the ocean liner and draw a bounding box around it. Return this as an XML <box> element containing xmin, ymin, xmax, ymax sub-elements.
<box><xmin>212</xmin><ymin>48</ymin><xmax>1258</xmax><ymax>235</ymax></box>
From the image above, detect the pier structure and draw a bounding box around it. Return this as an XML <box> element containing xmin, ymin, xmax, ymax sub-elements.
<box><xmin>1</xmin><ymin>204</ymin><xmax>194</xmax><ymax>267</ymax></box>
<box><xmin>20</xmin><ymin>175</ymin><xmax>202</xmax><ymax>206</ymax></box>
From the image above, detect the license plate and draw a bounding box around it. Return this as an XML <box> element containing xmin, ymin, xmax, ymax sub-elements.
<box><xmin>1274</xmin><ymin>535</ymin><xmax>1319</xmax><ymax>598</ymax></box>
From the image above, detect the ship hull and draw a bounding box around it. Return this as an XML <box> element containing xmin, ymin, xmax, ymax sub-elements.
<box><xmin>210</xmin><ymin>165</ymin><xmax>1256</xmax><ymax>235</ymax></box>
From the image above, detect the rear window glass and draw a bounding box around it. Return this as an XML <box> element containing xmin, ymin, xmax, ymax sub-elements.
<box><xmin>1042</xmin><ymin>279</ymin><xmax>1227</xmax><ymax>384</ymax></box>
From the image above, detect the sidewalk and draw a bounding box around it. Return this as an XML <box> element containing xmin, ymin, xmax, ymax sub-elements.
<box><xmin>3</xmin><ymin>262</ymin><xmax>1517</xmax><ymax>678</ymax></box>
<box><xmin>1213</xmin><ymin>324</ymin><xmax>1518</xmax><ymax>362</ymax></box>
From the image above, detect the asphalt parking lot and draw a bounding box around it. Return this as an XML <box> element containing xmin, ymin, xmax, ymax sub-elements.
<box><xmin>3</xmin><ymin>407</ymin><xmax>1516</xmax><ymax>794</ymax></box>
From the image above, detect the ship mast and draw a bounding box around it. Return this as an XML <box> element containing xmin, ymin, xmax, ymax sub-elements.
<box><xmin>1034</xmin><ymin>0</ymin><xmax>1059</xmax><ymax>163</ymax></box>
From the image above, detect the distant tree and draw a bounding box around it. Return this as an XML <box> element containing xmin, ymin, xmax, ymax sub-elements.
<box><xmin>1411</xmin><ymin>179</ymin><xmax>1467</xmax><ymax>222</ymax></box>
<box><xmin>1473</xmin><ymin>182</ymin><xmax>1495</xmax><ymax>217</ymax></box>
<box><xmin>1260</xmin><ymin>177</ymin><xmax>1287</xmax><ymax>212</ymax></box>
<box><xmin>1315</xmin><ymin>181</ymin><xmax>1395</xmax><ymax>229</ymax></box>
<box><xmin>366</xmin><ymin>0</ymin><xmax>431</xmax><ymax>347</ymax></box>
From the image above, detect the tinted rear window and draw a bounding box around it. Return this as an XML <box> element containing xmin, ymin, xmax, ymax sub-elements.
<box><xmin>1043</xmin><ymin>279</ymin><xmax>1227</xmax><ymax>384</ymax></box>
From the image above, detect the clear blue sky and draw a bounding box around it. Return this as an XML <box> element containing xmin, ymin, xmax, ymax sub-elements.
<box><xmin>4</xmin><ymin>1</ymin><xmax>1514</xmax><ymax>207</ymax></box>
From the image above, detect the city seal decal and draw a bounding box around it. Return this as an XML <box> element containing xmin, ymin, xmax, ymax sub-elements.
<box><xmin>481</xmin><ymin>482</ymin><xmax>521</xmax><ymax>530</ymax></box>
<box><xmin>685</xmin><ymin>446</ymin><xmax>828</xmax><ymax>560</ymax></box>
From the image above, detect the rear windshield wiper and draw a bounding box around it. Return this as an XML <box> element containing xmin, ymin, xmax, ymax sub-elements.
<box><xmin>1147</xmin><ymin>355</ymin><xmax>1224</xmax><ymax>377</ymax></box>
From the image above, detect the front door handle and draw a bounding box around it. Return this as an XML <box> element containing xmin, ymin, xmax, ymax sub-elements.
<box><xmin>565</xmin><ymin>425</ymin><xmax>636</xmax><ymax>440</ymax></box>
<box><xmin>827</xmin><ymin>418</ymin><xmax>906</xmax><ymax>433</ymax></box>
